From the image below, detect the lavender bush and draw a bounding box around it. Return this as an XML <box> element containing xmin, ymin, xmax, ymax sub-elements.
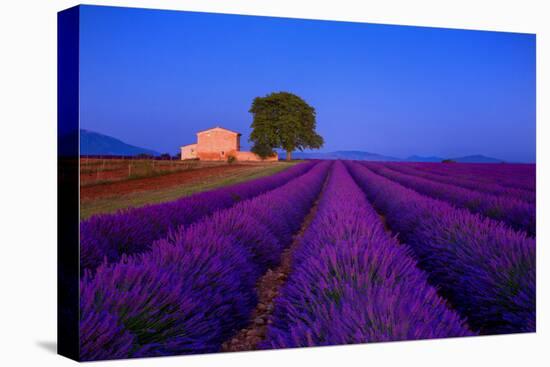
<box><xmin>262</xmin><ymin>162</ymin><xmax>473</xmax><ymax>349</ymax></box>
<box><xmin>407</xmin><ymin>162</ymin><xmax>535</xmax><ymax>192</ymax></box>
<box><xmin>365</xmin><ymin>162</ymin><xmax>535</xmax><ymax>236</ymax></box>
<box><xmin>347</xmin><ymin>161</ymin><xmax>535</xmax><ymax>334</ymax></box>
<box><xmin>80</xmin><ymin>161</ymin><xmax>316</xmax><ymax>272</ymax></box>
<box><xmin>383</xmin><ymin>162</ymin><xmax>535</xmax><ymax>203</ymax></box>
<box><xmin>79</xmin><ymin>161</ymin><xmax>331</xmax><ymax>360</ymax></box>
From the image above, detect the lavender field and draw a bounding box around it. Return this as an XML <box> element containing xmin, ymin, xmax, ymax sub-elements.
<box><xmin>79</xmin><ymin>160</ymin><xmax>536</xmax><ymax>360</ymax></box>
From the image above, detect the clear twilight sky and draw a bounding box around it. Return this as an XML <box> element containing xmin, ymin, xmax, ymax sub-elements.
<box><xmin>79</xmin><ymin>5</ymin><xmax>536</xmax><ymax>162</ymax></box>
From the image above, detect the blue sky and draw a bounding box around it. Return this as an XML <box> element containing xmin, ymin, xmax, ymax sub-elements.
<box><xmin>79</xmin><ymin>5</ymin><xmax>536</xmax><ymax>162</ymax></box>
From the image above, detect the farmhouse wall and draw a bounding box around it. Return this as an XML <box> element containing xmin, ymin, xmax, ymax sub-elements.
<box><xmin>181</xmin><ymin>144</ymin><xmax>197</xmax><ymax>159</ymax></box>
<box><xmin>234</xmin><ymin>151</ymin><xmax>278</xmax><ymax>162</ymax></box>
<box><xmin>197</xmin><ymin>150</ymin><xmax>239</xmax><ymax>161</ymax></box>
<box><xmin>197</xmin><ymin>129</ymin><xmax>239</xmax><ymax>154</ymax></box>
<box><xmin>181</xmin><ymin>126</ymin><xmax>278</xmax><ymax>162</ymax></box>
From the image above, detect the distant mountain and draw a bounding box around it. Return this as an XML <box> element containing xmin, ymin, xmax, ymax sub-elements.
<box><xmin>450</xmin><ymin>154</ymin><xmax>504</xmax><ymax>163</ymax></box>
<box><xmin>80</xmin><ymin>129</ymin><xmax>159</xmax><ymax>156</ymax></box>
<box><xmin>285</xmin><ymin>150</ymin><xmax>504</xmax><ymax>163</ymax></box>
<box><xmin>289</xmin><ymin>150</ymin><xmax>402</xmax><ymax>161</ymax></box>
<box><xmin>407</xmin><ymin>155</ymin><xmax>445</xmax><ymax>162</ymax></box>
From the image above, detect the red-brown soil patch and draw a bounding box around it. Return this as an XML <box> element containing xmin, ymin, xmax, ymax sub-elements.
<box><xmin>80</xmin><ymin>167</ymin><xmax>130</xmax><ymax>184</ymax></box>
<box><xmin>79</xmin><ymin>159</ymin><xmax>228</xmax><ymax>186</ymax></box>
<box><xmin>80</xmin><ymin>164</ymin><xmax>257</xmax><ymax>201</ymax></box>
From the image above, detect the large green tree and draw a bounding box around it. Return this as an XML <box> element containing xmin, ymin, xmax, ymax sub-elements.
<box><xmin>249</xmin><ymin>92</ymin><xmax>324</xmax><ymax>161</ymax></box>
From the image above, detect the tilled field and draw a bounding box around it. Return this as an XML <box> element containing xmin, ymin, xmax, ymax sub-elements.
<box><xmin>81</xmin><ymin>164</ymin><xmax>266</xmax><ymax>201</ymax></box>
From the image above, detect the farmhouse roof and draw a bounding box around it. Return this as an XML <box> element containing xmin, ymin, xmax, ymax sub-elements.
<box><xmin>196</xmin><ymin>126</ymin><xmax>242</xmax><ymax>136</ymax></box>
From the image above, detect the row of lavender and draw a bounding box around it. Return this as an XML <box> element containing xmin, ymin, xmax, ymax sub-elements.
<box><xmin>80</xmin><ymin>161</ymin><xmax>316</xmax><ymax>272</ymax></box>
<box><xmin>382</xmin><ymin>162</ymin><xmax>535</xmax><ymax>203</ymax></box>
<box><xmin>346</xmin><ymin>161</ymin><xmax>535</xmax><ymax>334</ymax></box>
<box><xmin>80</xmin><ymin>161</ymin><xmax>332</xmax><ymax>360</ymax></box>
<box><xmin>364</xmin><ymin>162</ymin><xmax>535</xmax><ymax>236</ymax></box>
<box><xmin>403</xmin><ymin>162</ymin><xmax>535</xmax><ymax>192</ymax></box>
<box><xmin>262</xmin><ymin>162</ymin><xmax>473</xmax><ymax>348</ymax></box>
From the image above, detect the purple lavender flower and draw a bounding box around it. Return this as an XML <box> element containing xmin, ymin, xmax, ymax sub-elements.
<box><xmin>80</xmin><ymin>161</ymin><xmax>332</xmax><ymax>359</ymax></box>
<box><xmin>80</xmin><ymin>161</ymin><xmax>316</xmax><ymax>272</ymax></box>
<box><xmin>262</xmin><ymin>162</ymin><xmax>473</xmax><ymax>349</ymax></box>
<box><xmin>346</xmin><ymin>161</ymin><xmax>535</xmax><ymax>334</ymax></box>
<box><xmin>364</xmin><ymin>162</ymin><xmax>535</xmax><ymax>236</ymax></box>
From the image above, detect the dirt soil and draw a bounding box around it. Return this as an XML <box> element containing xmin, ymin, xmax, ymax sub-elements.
<box><xmin>80</xmin><ymin>167</ymin><xmax>131</xmax><ymax>184</ymax></box>
<box><xmin>81</xmin><ymin>164</ymin><xmax>257</xmax><ymax>201</ymax></box>
<box><xmin>221</xmin><ymin>176</ymin><xmax>327</xmax><ymax>352</ymax></box>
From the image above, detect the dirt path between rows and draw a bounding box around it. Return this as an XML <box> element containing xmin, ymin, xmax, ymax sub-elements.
<box><xmin>221</xmin><ymin>175</ymin><xmax>329</xmax><ymax>352</ymax></box>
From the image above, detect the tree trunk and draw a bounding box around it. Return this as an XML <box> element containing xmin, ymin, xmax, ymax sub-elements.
<box><xmin>286</xmin><ymin>150</ymin><xmax>292</xmax><ymax>161</ymax></box>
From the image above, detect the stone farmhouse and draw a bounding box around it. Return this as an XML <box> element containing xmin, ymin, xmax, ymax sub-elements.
<box><xmin>180</xmin><ymin>126</ymin><xmax>278</xmax><ymax>162</ymax></box>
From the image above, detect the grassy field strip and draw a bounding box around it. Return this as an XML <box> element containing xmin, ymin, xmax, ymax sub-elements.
<box><xmin>80</xmin><ymin>162</ymin><xmax>298</xmax><ymax>219</ymax></box>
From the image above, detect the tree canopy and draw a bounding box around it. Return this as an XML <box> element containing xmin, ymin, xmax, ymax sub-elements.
<box><xmin>249</xmin><ymin>92</ymin><xmax>324</xmax><ymax>161</ymax></box>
